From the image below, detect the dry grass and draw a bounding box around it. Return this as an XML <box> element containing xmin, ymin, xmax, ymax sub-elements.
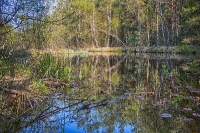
<box><xmin>85</xmin><ymin>47</ymin><xmax>126</xmax><ymax>52</ymax></box>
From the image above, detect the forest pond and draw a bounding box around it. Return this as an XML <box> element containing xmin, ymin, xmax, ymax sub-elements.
<box><xmin>0</xmin><ymin>53</ymin><xmax>200</xmax><ymax>133</ymax></box>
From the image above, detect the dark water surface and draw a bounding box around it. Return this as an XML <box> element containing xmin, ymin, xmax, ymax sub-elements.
<box><xmin>0</xmin><ymin>53</ymin><xmax>200</xmax><ymax>133</ymax></box>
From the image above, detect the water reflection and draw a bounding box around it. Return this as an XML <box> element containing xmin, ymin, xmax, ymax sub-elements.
<box><xmin>0</xmin><ymin>53</ymin><xmax>200</xmax><ymax>133</ymax></box>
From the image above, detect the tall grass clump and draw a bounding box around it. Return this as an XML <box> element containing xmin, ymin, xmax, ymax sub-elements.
<box><xmin>172</xmin><ymin>44</ymin><xmax>196</xmax><ymax>54</ymax></box>
<box><xmin>35</xmin><ymin>53</ymin><xmax>71</xmax><ymax>80</ymax></box>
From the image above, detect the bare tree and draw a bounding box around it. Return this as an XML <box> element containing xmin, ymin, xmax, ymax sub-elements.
<box><xmin>0</xmin><ymin>0</ymin><xmax>48</xmax><ymax>35</ymax></box>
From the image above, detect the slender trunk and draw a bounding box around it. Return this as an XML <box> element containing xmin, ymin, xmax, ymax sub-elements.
<box><xmin>175</xmin><ymin>0</ymin><xmax>180</xmax><ymax>45</ymax></box>
<box><xmin>93</xmin><ymin>7</ymin><xmax>98</xmax><ymax>47</ymax></box>
<box><xmin>170</xmin><ymin>0</ymin><xmax>176</xmax><ymax>46</ymax></box>
<box><xmin>166</xmin><ymin>25</ymin><xmax>170</xmax><ymax>46</ymax></box>
<box><xmin>156</xmin><ymin>0</ymin><xmax>159</xmax><ymax>47</ymax></box>
<box><xmin>92</xmin><ymin>56</ymin><xmax>98</xmax><ymax>93</ymax></box>
<box><xmin>0</xmin><ymin>0</ymin><xmax>3</xmax><ymax>24</ymax></box>
<box><xmin>90</xmin><ymin>21</ymin><xmax>95</xmax><ymax>48</ymax></box>
<box><xmin>146</xmin><ymin>59</ymin><xmax>149</xmax><ymax>82</ymax></box>
<box><xmin>107</xmin><ymin>56</ymin><xmax>112</xmax><ymax>94</ymax></box>
<box><xmin>90</xmin><ymin>3</ymin><xmax>98</xmax><ymax>48</ymax></box>
<box><xmin>76</xmin><ymin>10</ymin><xmax>81</xmax><ymax>48</ymax></box>
<box><xmin>0</xmin><ymin>0</ymin><xmax>3</xmax><ymax>42</ymax></box>
<box><xmin>137</xmin><ymin>6</ymin><xmax>141</xmax><ymax>46</ymax></box>
<box><xmin>160</xmin><ymin>1</ymin><xmax>167</xmax><ymax>45</ymax></box>
<box><xmin>146</xmin><ymin>14</ymin><xmax>150</xmax><ymax>46</ymax></box>
<box><xmin>32</xmin><ymin>12</ymin><xmax>36</xmax><ymax>47</ymax></box>
<box><xmin>155</xmin><ymin>60</ymin><xmax>159</xmax><ymax>100</ymax></box>
<box><xmin>107</xmin><ymin>2</ymin><xmax>111</xmax><ymax>47</ymax></box>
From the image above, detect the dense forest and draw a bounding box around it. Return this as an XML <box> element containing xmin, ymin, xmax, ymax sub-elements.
<box><xmin>0</xmin><ymin>1</ymin><xmax>200</xmax><ymax>132</ymax></box>
<box><xmin>0</xmin><ymin>0</ymin><xmax>199</xmax><ymax>50</ymax></box>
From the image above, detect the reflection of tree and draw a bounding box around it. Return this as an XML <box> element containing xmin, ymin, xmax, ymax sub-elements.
<box><xmin>1</xmin><ymin>54</ymin><xmax>200</xmax><ymax>133</ymax></box>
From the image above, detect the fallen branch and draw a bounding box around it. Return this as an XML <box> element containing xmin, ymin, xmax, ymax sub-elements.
<box><xmin>0</xmin><ymin>87</ymin><xmax>29</xmax><ymax>96</ymax></box>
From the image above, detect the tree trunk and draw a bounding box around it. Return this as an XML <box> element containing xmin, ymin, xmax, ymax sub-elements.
<box><xmin>170</xmin><ymin>0</ymin><xmax>176</xmax><ymax>46</ymax></box>
<box><xmin>107</xmin><ymin>56</ymin><xmax>112</xmax><ymax>95</ymax></box>
<box><xmin>146</xmin><ymin>59</ymin><xmax>150</xmax><ymax>82</ymax></box>
<box><xmin>160</xmin><ymin>1</ymin><xmax>167</xmax><ymax>45</ymax></box>
<box><xmin>156</xmin><ymin>0</ymin><xmax>159</xmax><ymax>47</ymax></box>
<box><xmin>175</xmin><ymin>0</ymin><xmax>181</xmax><ymax>45</ymax></box>
<box><xmin>146</xmin><ymin>14</ymin><xmax>151</xmax><ymax>46</ymax></box>
<box><xmin>90</xmin><ymin>2</ymin><xmax>98</xmax><ymax>48</ymax></box>
<box><xmin>0</xmin><ymin>0</ymin><xmax>3</xmax><ymax>23</ymax></box>
<box><xmin>106</xmin><ymin>2</ymin><xmax>112</xmax><ymax>47</ymax></box>
<box><xmin>137</xmin><ymin>6</ymin><xmax>141</xmax><ymax>46</ymax></box>
<box><xmin>0</xmin><ymin>0</ymin><xmax>3</xmax><ymax>42</ymax></box>
<box><xmin>76</xmin><ymin>10</ymin><xmax>81</xmax><ymax>48</ymax></box>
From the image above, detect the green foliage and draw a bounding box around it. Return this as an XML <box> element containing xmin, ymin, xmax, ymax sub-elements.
<box><xmin>111</xmin><ymin>17</ymin><xmax>120</xmax><ymax>30</ymax></box>
<box><xmin>180</xmin><ymin>0</ymin><xmax>200</xmax><ymax>45</ymax></box>
<box><xmin>162</xmin><ymin>64</ymin><xmax>179</xmax><ymax>76</ymax></box>
<box><xmin>0</xmin><ymin>97</ymin><xmax>2</xmax><ymax>107</ymax></box>
<box><xmin>0</xmin><ymin>59</ymin><xmax>10</xmax><ymax>80</ymax></box>
<box><xmin>71</xmin><ymin>0</ymin><xmax>93</xmax><ymax>12</ymax></box>
<box><xmin>1</xmin><ymin>52</ymin><xmax>200</xmax><ymax>132</ymax></box>
<box><xmin>1</xmin><ymin>0</ymin><xmax>199</xmax><ymax>52</ymax></box>
<box><xmin>33</xmin><ymin>80</ymin><xmax>49</xmax><ymax>95</ymax></box>
<box><xmin>189</xmin><ymin>60</ymin><xmax>199</xmax><ymax>68</ymax></box>
<box><xmin>170</xmin><ymin>97</ymin><xmax>182</xmax><ymax>107</ymax></box>
<box><xmin>35</xmin><ymin>53</ymin><xmax>71</xmax><ymax>80</ymax></box>
<box><xmin>172</xmin><ymin>44</ymin><xmax>195</xmax><ymax>54</ymax></box>
<box><xmin>162</xmin><ymin>64</ymin><xmax>168</xmax><ymax>74</ymax></box>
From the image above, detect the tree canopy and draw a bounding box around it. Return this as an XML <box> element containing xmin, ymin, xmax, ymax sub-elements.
<box><xmin>0</xmin><ymin>0</ymin><xmax>199</xmax><ymax>49</ymax></box>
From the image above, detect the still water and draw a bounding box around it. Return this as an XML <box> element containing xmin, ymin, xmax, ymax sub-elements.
<box><xmin>0</xmin><ymin>53</ymin><xmax>200</xmax><ymax>133</ymax></box>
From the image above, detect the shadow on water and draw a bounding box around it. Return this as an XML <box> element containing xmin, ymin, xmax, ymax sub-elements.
<box><xmin>0</xmin><ymin>53</ymin><xmax>200</xmax><ymax>133</ymax></box>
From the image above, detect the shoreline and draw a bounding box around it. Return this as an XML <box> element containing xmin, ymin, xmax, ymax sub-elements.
<box><xmin>84</xmin><ymin>46</ymin><xmax>198</xmax><ymax>54</ymax></box>
<box><xmin>0</xmin><ymin>46</ymin><xmax>199</xmax><ymax>58</ymax></box>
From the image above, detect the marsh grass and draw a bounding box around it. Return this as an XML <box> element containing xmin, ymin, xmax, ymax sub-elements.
<box><xmin>172</xmin><ymin>45</ymin><xmax>197</xmax><ymax>54</ymax></box>
<box><xmin>34</xmin><ymin>53</ymin><xmax>71</xmax><ymax>80</ymax></box>
<box><xmin>30</xmin><ymin>48</ymin><xmax>89</xmax><ymax>58</ymax></box>
<box><xmin>33</xmin><ymin>80</ymin><xmax>50</xmax><ymax>95</ymax></box>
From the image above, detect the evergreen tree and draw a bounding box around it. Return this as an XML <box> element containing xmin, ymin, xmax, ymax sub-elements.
<box><xmin>180</xmin><ymin>0</ymin><xmax>200</xmax><ymax>45</ymax></box>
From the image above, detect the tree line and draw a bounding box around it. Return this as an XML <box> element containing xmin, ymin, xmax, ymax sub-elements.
<box><xmin>0</xmin><ymin>0</ymin><xmax>199</xmax><ymax>50</ymax></box>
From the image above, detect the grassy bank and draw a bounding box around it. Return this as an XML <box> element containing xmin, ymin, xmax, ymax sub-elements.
<box><xmin>0</xmin><ymin>45</ymin><xmax>199</xmax><ymax>59</ymax></box>
<box><xmin>85</xmin><ymin>45</ymin><xmax>199</xmax><ymax>55</ymax></box>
